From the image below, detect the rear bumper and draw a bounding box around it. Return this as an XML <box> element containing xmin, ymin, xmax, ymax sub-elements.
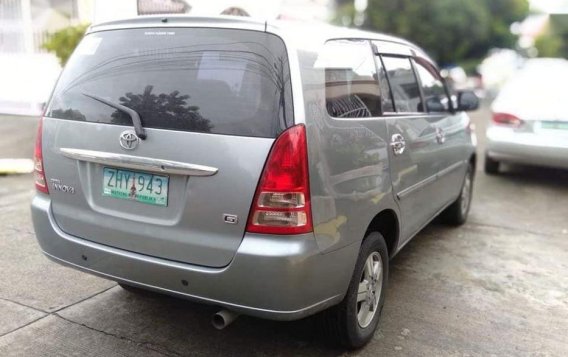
<box><xmin>31</xmin><ymin>195</ymin><xmax>357</xmax><ymax>321</ymax></box>
<box><xmin>486</xmin><ymin>126</ymin><xmax>568</xmax><ymax>169</ymax></box>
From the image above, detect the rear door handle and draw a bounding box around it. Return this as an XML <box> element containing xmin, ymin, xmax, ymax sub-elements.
<box><xmin>436</xmin><ymin>127</ymin><xmax>446</xmax><ymax>144</ymax></box>
<box><xmin>390</xmin><ymin>134</ymin><xmax>406</xmax><ymax>155</ymax></box>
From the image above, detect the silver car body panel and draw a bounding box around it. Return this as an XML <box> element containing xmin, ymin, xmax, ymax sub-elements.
<box><xmin>383</xmin><ymin>112</ymin><xmax>469</xmax><ymax>244</ymax></box>
<box><xmin>31</xmin><ymin>15</ymin><xmax>476</xmax><ymax>320</ymax></box>
<box><xmin>296</xmin><ymin>33</ymin><xmax>472</xmax><ymax>251</ymax></box>
<box><xmin>43</xmin><ymin>119</ymin><xmax>275</xmax><ymax>267</ymax></box>
<box><xmin>31</xmin><ymin>194</ymin><xmax>358</xmax><ymax>320</ymax></box>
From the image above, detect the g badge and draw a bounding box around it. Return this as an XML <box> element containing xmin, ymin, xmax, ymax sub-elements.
<box><xmin>223</xmin><ymin>214</ymin><xmax>238</xmax><ymax>224</ymax></box>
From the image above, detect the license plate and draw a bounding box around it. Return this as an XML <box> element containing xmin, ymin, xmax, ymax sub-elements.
<box><xmin>102</xmin><ymin>167</ymin><xmax>168</xmax><ymax>206</ymax></box>
<box><xmin>541</xmin><ymin>121</ymin><xmax>568</xmax><ymax>131</ymax></box>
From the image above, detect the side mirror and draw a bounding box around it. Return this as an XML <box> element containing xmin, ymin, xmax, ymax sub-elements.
<box><xmin>456</xmin><ymin>90</ymin><xmax>479</xmax><ymax>112</ymax></box>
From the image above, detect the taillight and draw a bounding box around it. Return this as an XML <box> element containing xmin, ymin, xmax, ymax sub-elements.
<box><xmin>246</xmin><ymin>124</ymin><xmax>313</xmax><ymax>235</ymax></box>
<box><xmin>492</xmin><ymin>112</ymin><xmax>523</xmax><ymax>127</ymax></box>
<box><xmin>34</xmin><ymin>118</ymin><xmax>48</xmax><ymax>193</ymax></box>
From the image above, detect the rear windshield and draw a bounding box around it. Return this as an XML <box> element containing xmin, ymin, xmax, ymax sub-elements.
<box><xmin>47</xmin><ymin>28</ymin><xmax>293</xmax><ymax>138</ymax></box>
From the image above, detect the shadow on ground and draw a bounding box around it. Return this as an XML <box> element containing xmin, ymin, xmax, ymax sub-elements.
<box><xmin>491</xmin><ymin>163</ymin><xmax>568</xmax><ymax>189</ymax></box>
<box><xmin>59</xmin><ymin>285</ymin><xmax>344</xmax><ymax>356</ymax></box>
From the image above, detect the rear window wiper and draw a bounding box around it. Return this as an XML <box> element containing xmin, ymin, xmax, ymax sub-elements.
<box><xmin>82</xmin><ymin>92</ymin><xmax>147</xmax><ymax>140</ymax></box>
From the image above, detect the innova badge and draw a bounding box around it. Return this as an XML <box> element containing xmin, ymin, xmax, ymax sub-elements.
<box><xmin>119</xmin><ymin>130</ymin><xmax>139</xmax><ymax>150</ymax></box>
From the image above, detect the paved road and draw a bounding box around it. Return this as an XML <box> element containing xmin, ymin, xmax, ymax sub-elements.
<box><xmin>1</xmin><ymin>111</ymin><xmax>567</xmax><ymax>356</ymax></box>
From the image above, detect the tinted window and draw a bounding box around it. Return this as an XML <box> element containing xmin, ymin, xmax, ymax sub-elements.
<box><xmin>319</xmin><ymin>40</ymin><xmax>381</xmax><ymax>118</ymax></box>
<box><xmin>47</xmin><ymin>28</ymin><xmax>293</xmax><ymax>138</ymax></box>
<box><xmin>376</xmin><ymin>56</ymin><xmax>394</xmax><ymax>113</ymax></box>
<box><xmin>381</xmin><ymin>56</ymin><xmax>423</xmax><ymax>113</ymax></box>
<box><xmin>414</xmin><ymin>61</ymin><xmax>449</xmax><ymax>112</ymax></box>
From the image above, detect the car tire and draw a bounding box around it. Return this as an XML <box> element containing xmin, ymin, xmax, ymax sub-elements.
<box><xmin>320</xmin><ymin>232</ymin><xmax>389</xmax><ymax>349</ymax></box>
<box><xmin>442</xmin><ymin>162</ymin><xmax>474</xmax><ymax>226</ymax></box>
<box><xmin>484</xmin><ymin>154</ymin><xmax>500</xmax><ymax>174</ymax></box>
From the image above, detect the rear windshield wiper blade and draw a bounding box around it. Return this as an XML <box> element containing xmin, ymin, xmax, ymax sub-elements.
<box><xmin>82</xmin><ymin>92</ymin><xmax>147</xmax><ymax>140</ymax></box>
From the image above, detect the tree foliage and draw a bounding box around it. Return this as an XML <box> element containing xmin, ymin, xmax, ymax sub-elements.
<box><xmin>535</xmin><ymin>15</ymin><xmax>568</xmax><ymax>58</ymax></box>
<box><xmin>339</xmin><ymin>0</ymin><xmax>530</xmax><ymax>65</ymax></box>
<box><xmin>111</xmin><ymin>85</ymin><xmax>213</xmax><ymax>133</ymax></box>
<box><xmin>42</xmin><ymin>24</ymin><xmax>89</xmax><ymax>66</ymax></box>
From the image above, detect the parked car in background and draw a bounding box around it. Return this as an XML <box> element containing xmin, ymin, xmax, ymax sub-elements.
<box><xmin>31</xmin><ymin>16</ymin><xmax>479</xmax><ymax>349</ymax></box>
<box><xmin>478</xmin><ymin>48</ymin><xmax>524</xmax><ymax>99</ymax></box>
<box><xmin>486</xmin><ymin>58</ymin><xmax>568</xmax><ymax>174</ymax></box>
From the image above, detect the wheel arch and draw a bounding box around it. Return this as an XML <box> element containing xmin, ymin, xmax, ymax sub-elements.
<box><xmin>469</xmin><ymin>152</ymin><xmax>477</xmax><ymax>173</ymax></box>
<box><xmin>364</xmin><ymin>209</ymin><xmax>399</xmax><ymax>258</ymax></box>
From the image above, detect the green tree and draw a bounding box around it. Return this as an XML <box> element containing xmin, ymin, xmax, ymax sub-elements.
<box><xmin>111</xmin><ymin>85</ymin><xmax>213</xmax><ymax>133</ymax></box>
<box><xmin>347</xmin><ymin>0</ymin><xmax>529</xmax><ymax>65</ymax></box>
<box><xmin>482</xmin><ymin>0</ymin><xmax>530</xmax><ymax>49</ymax></box>
<box><xmin>535</xmin><ymin>15</ymin><xmax>568</xmax><ymax>58</ymax></box>
<box><xmin>333</xmin><ymin>2</ymin><xmax>356</xmax><ymax>26</ymax></box>
<box><xmin>43</xmin><ymin>24</ymin><xmax>89</xmax><ymax>66</ymax></box>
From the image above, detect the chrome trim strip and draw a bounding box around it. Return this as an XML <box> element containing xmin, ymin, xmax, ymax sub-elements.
<box><xmin>437</xmin><ymin>160</ymin><xmax>465</xmax><ymax>179</ymax></box>
<box><xmin>396</xmin><ymin>160</ymin><xmax>465</xmax><ymax>200</ymax></box>
<box><xmin>59</xmin><ymin>148</ymin><xmax>218</xmax><ymax>176</ymax></box>
<box><xmin>397</xmin><ymin>174</ymin><xmax>436</xmax><ymax>199</ymax></box>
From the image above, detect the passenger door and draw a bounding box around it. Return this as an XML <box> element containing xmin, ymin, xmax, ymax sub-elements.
<box><xmin>413</xmin><ymin>59</ymin><xmax>467</xmax><ymax>210</ymax></box>
<box><xmin>377</xmin><ymin>48</ymin><xmax>448</xmax><ymax>243</ymax></box>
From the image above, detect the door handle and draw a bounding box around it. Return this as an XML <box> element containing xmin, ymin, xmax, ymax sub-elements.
<box><xmin>390</xmin><ymin>133</ymin><xmax>406</xmax><ymax>155</ymax></box>
<box><xmin>436</xmin><ymin>127</ymin><xmax>446</xmax><ymax>144</ymax></box>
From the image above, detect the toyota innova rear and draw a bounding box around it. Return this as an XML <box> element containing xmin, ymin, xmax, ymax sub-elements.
<box><xmin>37</xmin><ymin>25</ymin><xmax>301</xmax><ymax>267</ymax></box>
<box><xmin>32</xmin><ymin>16</ymin><xmax>478</xmax><ymax>349</ymax></box>
<box><xmin>32</xmin><ymin>17</ymin><xmax>358</xmax><ymax>324</ymax></box>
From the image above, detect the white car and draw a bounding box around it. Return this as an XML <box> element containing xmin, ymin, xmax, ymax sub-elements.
<box><xmin>485</xmin><ymin>58</ymin><xmax>568</xmax><ymax>173</ymax></box>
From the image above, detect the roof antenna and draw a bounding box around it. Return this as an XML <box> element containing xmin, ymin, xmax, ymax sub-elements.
<box><xmin>264</xmin><ymin>20</ymin><xmax>267</xmax><ymax>32</ymax></box>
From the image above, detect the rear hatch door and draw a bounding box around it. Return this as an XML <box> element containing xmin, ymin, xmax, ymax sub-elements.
<box><xmin>42</xmin><ymin>27</ymin><xmax>293</xmax><ymax>267</ymax></box>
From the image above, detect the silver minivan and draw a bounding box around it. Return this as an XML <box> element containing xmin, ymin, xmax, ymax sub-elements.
<box><xmin>31</xmin><ymin>16</ymin><xmax>478</xmax><ymax>348</ymax></box>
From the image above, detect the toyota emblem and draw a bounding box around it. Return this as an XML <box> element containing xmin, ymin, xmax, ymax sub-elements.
<box><xmin>119</xmin><ymin>130</ymin><xmax>139</xmax><ymax>150</ymax></box>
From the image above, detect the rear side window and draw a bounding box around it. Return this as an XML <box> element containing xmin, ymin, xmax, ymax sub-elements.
<box><xmin>47</xmin><ymin>28</ymin><xmax>293</xmax><ymax>138</ymax></box>
<box><xmin>381</xmin><ymin>56</ymin><xmax>423</xmax><ymax>113</ymax></box>
<box><xmin>414</xmin><ymin>61</ymin><xmax>450</xmax><ymax>112</ymax></box>
<box><xmin>376</xmin><ymin>57</ymin><xmax>394</xmax><ymax>113</ymax></box>
<box><xmin>318</xmin><ymin>40</ymin><xmax>382</xmax><ymax>118</ymax></box>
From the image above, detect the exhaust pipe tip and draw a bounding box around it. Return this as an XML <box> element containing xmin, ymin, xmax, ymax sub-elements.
<box><xmin>212</xmin><ymin>309</ymin><xmax>239</xmax><ymax>330</ymax></box>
